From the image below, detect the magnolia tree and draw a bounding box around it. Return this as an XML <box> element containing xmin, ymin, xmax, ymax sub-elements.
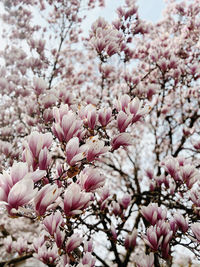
<box><xmin>0</xmin><ymin>0</ymin><xmax>200</xmax><ymax>266</ymax></box>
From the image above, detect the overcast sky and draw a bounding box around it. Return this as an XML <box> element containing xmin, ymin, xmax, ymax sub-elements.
<box><xmin>82</xmin><ymin>0</ymin><xmax>166</xmax><ymax>34</ymax></box>
<box><xmin>138</xmin><ymin>0</ymin><xmax>165</xmax><ymax>21</ymax></box>
<box><xmin>0</xmin><ymin>0</ymin><xmax>166</xmax><ymax>50</ymax></box>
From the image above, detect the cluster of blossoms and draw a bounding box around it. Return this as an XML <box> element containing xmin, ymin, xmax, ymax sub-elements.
<box><xmin>141</xmin><ymin>204</ymin><xmax>189</xmax><ymax>259</ymax></box>
<box><xmin>1</xmin><ymin>0</ymin><xmax>200</xmax><ymax>266</ymax></box>
<box><xmin>0</xmin><ymin>91</ymin><xmax>148</xmax><ymax>265</ymax></box>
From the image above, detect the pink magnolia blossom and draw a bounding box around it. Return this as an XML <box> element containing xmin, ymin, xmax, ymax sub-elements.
<box><xmin>193</xmin><ymin>139</ymin><xmax>200</xmax><ymax>150</ymax></box>
<box><xmin>169</xmin><ymin>218</ymin><xmax>178</xmax><ymax>234</ymax></box>
<box><xmin>119</xmin><ymin>193</ymin><xmax>131</xmax><ymax>209</ymax></box>
<box><xmin>111</xmin><ymin>223</ymin><xmax>117</xmax><ymax>241</ymax></box>
<box><xmin>143</xmin><ymin>225</ymin><xmax>163</xmax><ymax>251</ymax></box>
<box><xmin>79</xmin><ymin>104</ymin><xmax>97</xmax><ymax>130</ymax></box>
<box><xmin>91</xmin><ymin>17</ymin><xmax>107</xmax><ymax>32</ymax></box>
<box><xmin>24</xmin><ymin>131</ymin><xmax>52</xmax><ymax>159</ymax></box>
<box><xmin>43</xmin><ymin>210</ymin><xmax>64</xmax><ymax>236</ymax></box>
<box><xmin>86</xmin><ymin>107</ymin><xmax>97</xmax><ymax>130</ymax></box>
<box><xmin>79</xmin><ymin>168</ymin><xmax>105</xmax><ymax>192</ymax></box>
<box><xmin>135</xmin><ymin>252</ymin><xmax>154</xmax><ymax>267</ymax></box>
<box><xmin>80</xmin><ymin>252</ymin><xmax>96</xmax><ymax>267</ymax></box>
<box><xmin>38</xmin><ymin>147</ymin><xmax>51</xmax><ymax>170</ymax></box>
<box><xmin>4</xmin><ymin>236</ymin><xmax>13</xmax><ymax>253</ymax></box>
<box><xmin>35</xmin><ymin>243</ymin><xmax>58</xmax><ymax>265</ymax></box>
<box><xmin>33</xmin><ymin>77</ymin><xmax>47</xmax><ymax>95</ymax></box>
<box><xmin>191</xmin><ymin>223</ymin><xmax>200</xmax><ymax>242</ymax></box>
<box><xmin>65</xmin><ymin>137</ymin><xmax>87</xmax><ymax>166</ymax></box>
<box><xmin>124</xmin><ymin>229</ymin><xmax>137</xmax><ymax>249</ymax></box>
<box><xmin>53</xmin><ymin>106</ymin><xmax>84</xmax><ymax>143</ymax></box>
<box><xmin>7</xmin><ymin>177</ymin><xmax>36</xmax><ymax>211</ymax></box>
<box><xmin>91</xmin><ymin>38</ymin><xmax>107</xmax><ymax>54</ymax></box>
<box><xmin>13</xmin><ymin>237</ymin><xmax>28</xmax><ymax>255</ymax></box>
<box><xmin>90</xmin><ymin>17</ymin><xmax>123</xmax><ymax>58</ymax></box>
<box><xmin>111</xmin><ymin>133</ymin><xmax>132</xmax><ymax>150</ymax></box>
<box><xmin>53</xmin><ymin>104</ymin><xmax>69</xmax><ymax>123</ymax></box>
<box><xmin>173</xmin><ymin>213</ymin><xmax>188</xmax><ymax>232</ymax></box>
<box><xmin>162</xmin><ymin>157</ymin><xmax>180</xmax><ymax>181</ymax></box>
<box><xmin>144</xmin><ymin>221</ymin><xmax>172</xmax><ymax>257</ymax></box>
<box><xmin>141</xmin><ymin>203</ymin><xmax>167</xmax><ymax>225</ymax></box>
<box><xmin>33</xmin><ymin>234</ymin><xmax>46</xmax><ymax>253</ymax></box>
<box><xmin>98</xmin><ymin>187</ymin><xmax>110</xmax><ymax>210</ymax></box>
<box><xmin>58</xmin><ymin>89</ymin><xmax>75</xmax><ymax>106</ymax></box>
<box><xmin>6</xmin><ymin>162</ymin><xmax>29</xmax><ymax>186</ymax></box>
<box><xmin>190</xmin><ymin>189</ymin><xmax>200</xmax><ymax>207</ymax></box>
<box><xmin>156</xmin><ymin>220</ymin><xmax>171</xmax><ymax>237</ymax></box>
<box><xmin>63</xmin><ymin>183</ymin><xmax>91</xmax><ymax>216</ymax></box>
<box><xmin>65</xmin><ymin>233</ymin><xmax>83</xmax><ymax>254</ymax></box>
<box><xmin>39</xmin><ymin>93</ymin><xmax>57</xmax><ymax>109</ymax></box>
<box><xmin>98</xmin><ymin>107</ymin><xmax>112</xmax><ymax>127</ymax></box>
<box><xmin>145</xmin><ymin>168</ymin><xmax>154</xmax><ymax>180</ymax></box>
<box><xmin>117</xmin><ymin>111</ymin><xmax>133</xmax><ymax>132</ymax></box>
<box><xmin>34</xmin><ymin>184</ymin><xmax>61</xmax><ymax>216</ymax></box>
<box><xmin>180</xmin><ymin>165</ymin><xmax>200</xmax><ymax>188</ymax></box>
<box><xmin>115</xmin><ymin>94</ymin><xmax>131</xmax><ymax>112</ymax></box>
<box><xmin>2</xmin><ymin>0</ymin><xmax>200</xmax><ymax>265</ymax></box>
<box><xmin>84</xmin><ymin>239</ymin><xmax>94</xmax><ymax>253</ymax></box>
<box><xmin>126</xmin><ymin>97</ymin><xmax>149</xmax><ymax>123</ymax></box>
<box><xmin>86</xmin><ymin>136</ymin><xmax>109</xmax><ymax>162</ymax></box>
<box><xmin>23</xmin><ymin>131</ymin><xmax>52</xmax><ymax>170</ymax></box>
<box><xmin>112</xmin><ymin>201</ymin><xmax>121</xmax><ymax>216</ymax></box>
<box><xmin>54</xmin><ymin>228</ymin><xmax>65</xmax><ymax>248</ymax></box>
<box><xmin>106</xmin><ymin>42</ymin><xmax>119</xmax><ymax>57</ymax></box>
<box><xmin>161</xmin><ymin>230</ymin><xmax>173</xmax><ymax>259</ymax></box>
<box><xmin>0</xmin><ymin>141</ymin><xmax>12</xmax><ymax>157</ymax></box>
<box><xmin>0</xmin><ymin>168</ymin><xmax>37</xmax><ymax>214</ymax></box>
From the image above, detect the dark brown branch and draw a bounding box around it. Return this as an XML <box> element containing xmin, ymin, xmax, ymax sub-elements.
<box><xmin>173</xmin><ymin>111</ymin><xmax>199</xmax><ymax>157</ymax></box>
<box><xmin>0</xmin><ymin>253</ymin><xmax>33</xmax><ymax>267</ymax></box>
<box><xmin>92</xmin><ymin>252</ymin><xmax>110</xmax><ymax>267</ymax></box>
